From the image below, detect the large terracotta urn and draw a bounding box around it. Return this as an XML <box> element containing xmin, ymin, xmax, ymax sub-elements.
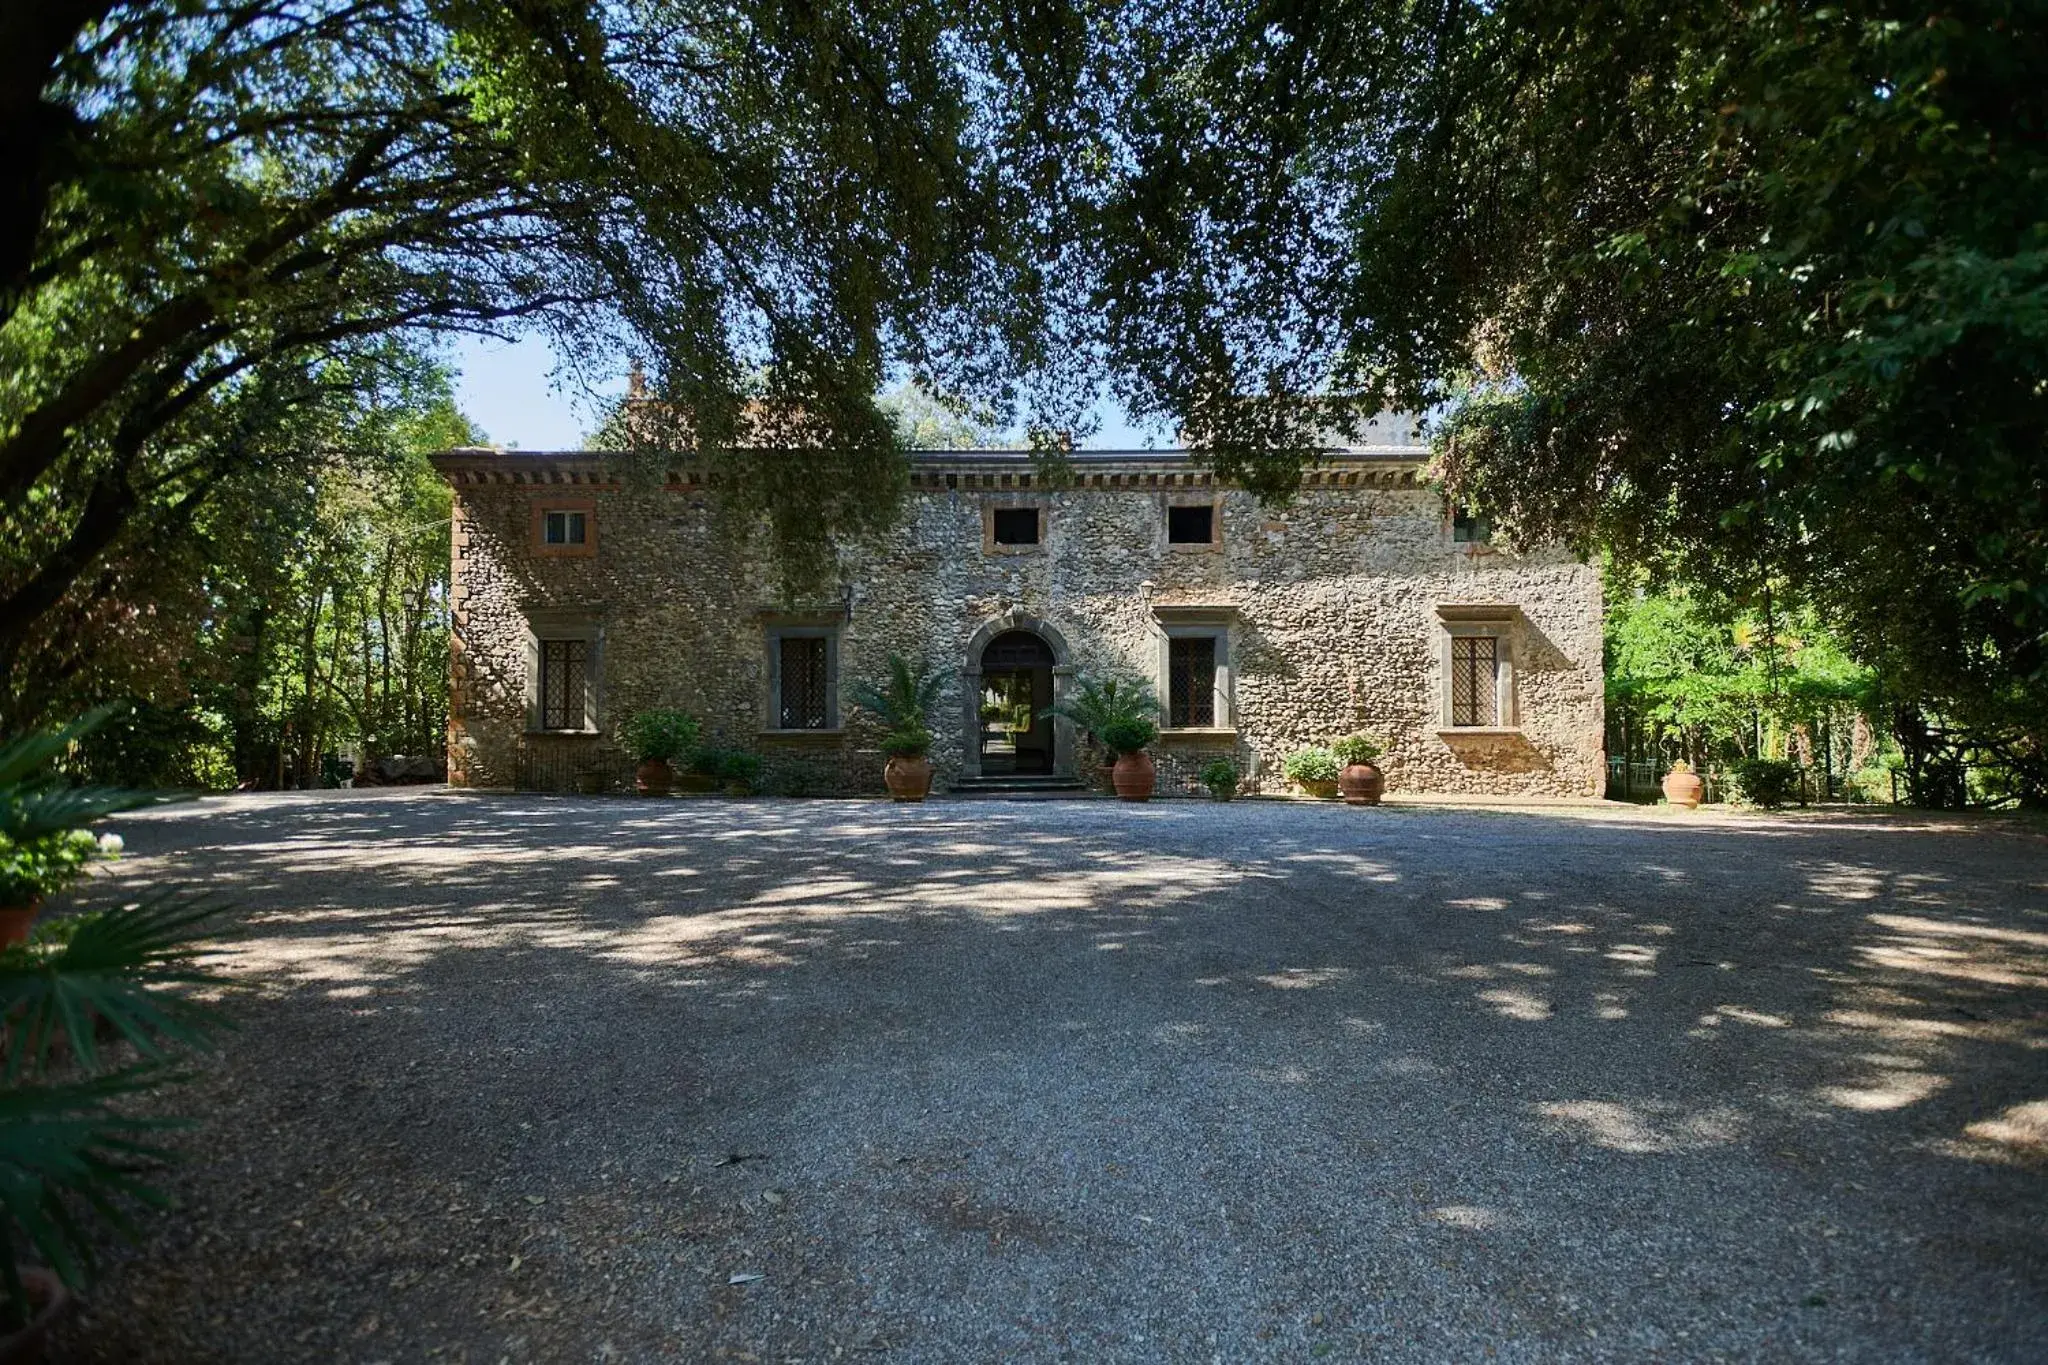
<box><xmin>1112</xmin><ymin>751</ymin><xmax>1156</xmax><ymax>802</ymax></box>
<box><xmin>1662</xmin><ymin>764</ymin><xmax>1704</xmax><ymax>809</ymax></box>
<box><xmin>0</xmin><ymin>899</ymin><xmax>40</xmax><ymax>947</ymax></box>
<box><xmin>1339</xmin><ymin>762</ymin><xmax>1385</xmax><ymax>806</ymax></box>
<box><xmin>635</xmin><ymin>758</ymin><xmax>674</xmax><ymax>797</ymax></box>
<box><xmin>884</xmin><ymin>755</ymin><xmax>933</xmax><ymax>803</ymax></box>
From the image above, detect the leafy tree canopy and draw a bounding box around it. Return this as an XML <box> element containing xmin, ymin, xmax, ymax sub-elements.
<box><xmin>1</xmin><ymin>0</ymin><xmax>1113</xmax><ymax>720</ymax></box>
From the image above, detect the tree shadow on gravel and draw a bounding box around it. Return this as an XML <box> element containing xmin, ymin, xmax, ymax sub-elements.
<box><xmin>45</xmin><ymin>790</ymin><xmax>2048</xmax><ymax>1365</ymax></box>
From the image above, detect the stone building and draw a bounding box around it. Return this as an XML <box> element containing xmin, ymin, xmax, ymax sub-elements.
<box><xmin>433</xmin><ymin>422</ymin><xmax>1604</xmax><ymax>798</ymax></box>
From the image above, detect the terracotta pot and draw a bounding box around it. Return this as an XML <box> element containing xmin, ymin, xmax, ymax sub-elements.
<box><xmin>884</xmin><ymin>755</ymin><xmax>933</xmax><ymax>803</ymax></box>
<box><xmin>1300</xmin><ymin>779</ymin><xmax>1339</xmax><ymax>800</ymax></box>
<box><xmin>0</xmin><ymin>1266</ymin><xmax>73</xmax><ymax>1365</ymax></box>
<box><xmin>634</xmin><ymin>758</ymin><xmax>674</xmax><ymax>797</ymax></box>
<box><xmin>1339</xmin><ymin>762</ymin><xmax>1385</xmax><ymax>806</ymax></box>
<box><xmin>0</xmin><ymin>902</ymin><xmax>40</xmax><ymax>948</ymax></box>
<box><xmin>1111</xmin><ymin>751</ymin><xmax>1156</xmax><ymax>802</ymax></box>
<box><xmin>1662</xmin><ymin>768</ymin><xmax>1704</xmax><ymax>809</ymax></box>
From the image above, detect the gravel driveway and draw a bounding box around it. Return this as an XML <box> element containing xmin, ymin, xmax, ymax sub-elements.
<box><xmin>46</xmin><ymin>791</ymin><xmax>2048</xmax><ymax>1363</ymax></box>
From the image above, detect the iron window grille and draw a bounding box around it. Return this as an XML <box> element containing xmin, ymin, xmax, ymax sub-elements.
<box><xmin>1450</xmin><ymin>635</ymin><xmax>1499</xmax><ymax>727</ymax></box>
<box><xmin>539</xmin><ymin>638</ymin><xmax>589</xmax><ymax>729</ymax></box>
<box><xmin>778</xmin><ymin>636</ymin><xmax>830</xmax><ymax>729</ymax></box>
<box><xmin>1168</xmin><ymin>636</ymin><xmax>1218</xmax><ymax>727</ymax></box>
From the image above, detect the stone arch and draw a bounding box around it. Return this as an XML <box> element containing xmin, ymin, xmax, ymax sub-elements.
<box><xmin>960</xmin><ymin>610</ymin><xmax>1078</xmax><ymax>779</ymax></box>
<box><xmin>962</xmin><ymin>610</ymin><xmax>1075</xmax><ymax>668</ymax></box>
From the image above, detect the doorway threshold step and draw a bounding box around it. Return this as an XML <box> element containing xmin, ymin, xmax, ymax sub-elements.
<box><xmin>948</xmin><ymin>775</ymin><xmax>1092</xmax><ymax>797</ymax></box>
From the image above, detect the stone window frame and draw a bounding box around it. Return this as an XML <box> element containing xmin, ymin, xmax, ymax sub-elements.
<box><xmin>1436</xmin><ymin>603</ymin><xmax>1519</xmax><ymax>733</ymax></box>
<box><xmin>524</xmin><ymin>609</ymin><xmax>603</xmax><ymax>734</ymax></box>
<box><xmin>531</xmin><ymin>497</ymin><xmax>598</xmax><ymax>558</ymax></box>
<box><xmin>761</xmin><ymin>611</ymin><xmax>844</xmax><ymax>734</ymax></box>
<box><xmin>982</xmin><ymin>500</ymin><xmax>1048</xmax><ymax>556</ymax></box>
<box><xmin>1162</xmin><ymin>495</ymin><xmax>1224</xmax><ymax>553</ymax></box>
<box><xmin>1151</xmin><ymin>605</ymin><xmax>1238</xmax><ymax>737</ymax></box>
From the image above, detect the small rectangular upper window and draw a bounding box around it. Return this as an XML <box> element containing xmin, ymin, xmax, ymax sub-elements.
<box><xmin>992</xmin><ymin>507</ymin><xmax>1040</xmax><ymax>546</ymax></box>
<box><xmin>1167</xmin><ymin>504</ymin><xmax>1215</xmax><ymax>544</ymax></box>
<box><xmin>1452</xmin><ymin>507</ymin><xmax>1492</xmax><ymax>543</ymax></box>
<box><xmin>544</xmin><ymin>510</ymin><xmax>588</xmax><ymax>545</ymax></box>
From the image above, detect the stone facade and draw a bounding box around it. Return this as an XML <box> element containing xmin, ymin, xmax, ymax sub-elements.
<box><xmin>435</xmin><ymin>438</ymin><xmax>1604</xmax><ymax>798</ymax></box>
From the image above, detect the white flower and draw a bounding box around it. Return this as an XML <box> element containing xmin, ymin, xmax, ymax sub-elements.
<box><xmin>96</xmin><ymin>832</ymin><xmax>124</xmax><ymax>856</ymax></box>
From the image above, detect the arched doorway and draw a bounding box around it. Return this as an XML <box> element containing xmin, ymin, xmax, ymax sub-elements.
<box><xmin>976</xmin><ymin>630</ymin><xmax>1056</xmax><ymax>774</ymax></box>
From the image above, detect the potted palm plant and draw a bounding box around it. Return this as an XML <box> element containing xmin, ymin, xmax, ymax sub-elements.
<box><xmin>1332</xmin><ymin>734</ymin><xmax>1387</xmax><ymax>806</ymax></box>
<box><xmin>0</xmin><ymin>715</ymin><xmax>230</xmax><ymax>1356</ymax></box>
<box><xmin>621</xmin><ymin>708</ymin><xmax>700</xmax><ymax>797</ymax></box>
<box><xmin>1283</xmin><ymin>746</ymin><xmax>1342</xmax><ymax>799</ymax></box>
<box><xmin>849</xmin><ymin>655</ymin><xmax>946</xmax><ymax>802</ymax></box>
<box><xmin>1045</xmin><ymin>673</ymin><xmax>1159</xmax><ymax>795</ymax></box>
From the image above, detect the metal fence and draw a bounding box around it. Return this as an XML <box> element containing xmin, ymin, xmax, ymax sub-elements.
<box><xmin>514</xmin><ymin>741</ymin><xmax>635</xmax><ymax>794</ymax></box>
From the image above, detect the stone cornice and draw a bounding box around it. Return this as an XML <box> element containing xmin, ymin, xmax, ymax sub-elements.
<box><xmin>429</xmin><ymin>446</ymin><xmax>1431</xmax><ymax>491</ymax></box>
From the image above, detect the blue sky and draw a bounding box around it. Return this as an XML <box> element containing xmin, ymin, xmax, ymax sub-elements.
<box><xmin>447</xmin><ymin>334</ymin><xmax>1174</xmax><ymax>450</ymax></box>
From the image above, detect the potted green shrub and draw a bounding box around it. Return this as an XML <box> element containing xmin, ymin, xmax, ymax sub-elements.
<box><xmin>620</xmin><ymin>708</ymin><xmax>700</xmax><ymax>797</ymax></box>
<box><xmin>849</xmin><ymin>655</ymin><xmax>945</xmax><ymax>802</ymax></box>
<box><xmin>1046</xmin><ymin>673</ymin><xmax>1158</xmax><ymax>795</ymax></box>
<box><xmin>1283</xmin><ymin>746</ymin><xmax>1342</xmax><ymax>799</ymax></box>
<box><xmin>1200</xmin><ymin>759</ymin><xmax>1239</xmax><ymax>802</ymax></box>
<box><xmin>1332</xmin><ymin>734</ymin><xmax>1387</xmax><ymax>806</ymax></box>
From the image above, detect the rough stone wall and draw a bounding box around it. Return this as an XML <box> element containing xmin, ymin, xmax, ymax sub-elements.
<box><xmin>444</xmin><ymin>457</ymin><xmax>1604</xmax><ymax>797</ymax></box>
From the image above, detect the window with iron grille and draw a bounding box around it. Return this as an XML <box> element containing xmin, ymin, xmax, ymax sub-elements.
<box><xmin>539</xmin><ymin>638</ymin><xmax>589</xmax><ymax>729</ymax></box>
<box><xmin>1450</xmin><ymin>635</ymin><xmax>1499</xmax><ymax>727</ymax></box>
<box><xmin>1168</xmin><ymin>636</ymin><xmax>1218</xmax><ymax>727</ymax></box>
<box><xmin>777</xmin><ymin>636</ymin><xmax>830</xmax><ymax>729</ymax></box>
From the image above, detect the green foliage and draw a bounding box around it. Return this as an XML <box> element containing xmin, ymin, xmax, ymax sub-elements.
<box><xmin>1045</xmin><ymin>673</ymin><xmax>1158</xmax><ymax>743</ymax></box>
<box><xmin>880</xmin><ymin>728</ymin><xmax>933</xmax><ymax>760</ymax></box>
<box><xmin>1283</xmin><ymin>747</ymin><xmax>1340</xmax><ymax>787</ymax></box>
<box><xmin>1097</xmin><ymin>2</ymin><xmax>2047</xmax><ymax>807</ymax></box>
<box><xmin>693</xmin><ymin>749</ymin><xmax>762</xmax><ymax>790</ymax></box>
<box><xmin>1331</xmin><ymin>734</ymin><xmax>1385</xmax><ymax>767</ymax></box>
<box><xmin>1096</xmin><ymin>716</ymin><xmax>1157</xmax><ymax>757</ymax></box>
<box><xmin>0</xmin><ymin>715</ymin><xmax>227</xmax><ymax>1328</ymax></box>
<box><xmin>1199</xmin><ymin>759</ymin><xmax>1239</xmax><ymax>796</ymax></box>
<box><xmin>1730</xmin><ymin>758</ymin><xmax>1802</xmax><ymax>810</ymax></box>
<box><xmin>620</xmin><ymin>709</ymin><xmax>701</xmax><ymax>764</ymax></box>
<box><xmin>876</xmin><ymin>385</ymin><xmax>1014</xmax><ymax>450</ymax></box>
<box><xmin>848</xmin><ymin>656</ymin><xmax>946</xmax><ymax>734</ymax></box>
<box><xmin>1</xmin><ymin>0</ymin><xmax>1112</xmax><ymax>691</ymax></box>
<box><xmin>0</xmin><ymin>712</ymin><xmax>175</xmax><ymax>902</ymax></box>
